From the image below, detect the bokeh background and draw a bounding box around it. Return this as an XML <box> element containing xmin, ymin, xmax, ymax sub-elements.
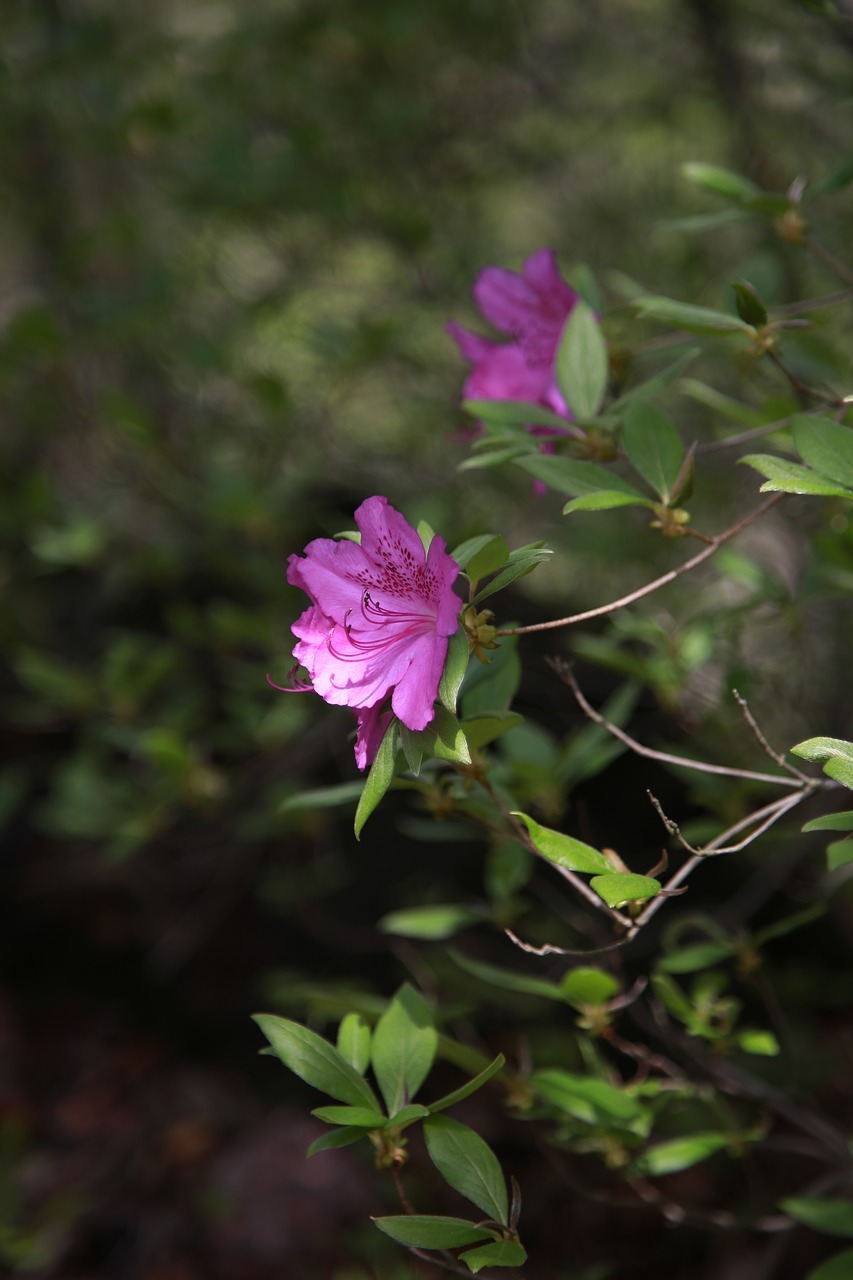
<box><xmin>2</xmin><ymin>1</ymin><xmax>852</xmax><ymax>1277</ymax></box>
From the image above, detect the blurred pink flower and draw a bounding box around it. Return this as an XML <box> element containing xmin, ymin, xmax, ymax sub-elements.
<box><xmin>448</xmin><ymin>248</ymin><xmax>579</xmax><ymax>419</ymax></box>
<box><xmin>284</xmin><ymin>497</ymin><xmax>460</xmax><ymax>769</ymax></box>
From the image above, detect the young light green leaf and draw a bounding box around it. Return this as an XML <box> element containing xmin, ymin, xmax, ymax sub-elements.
<box><xmin>417</xmin><ymin>520</ymin><xmax>435</xmax><ymax>553</ymax></box>
<box><xmin>622</xmin><ymin>400</ymin><xmax>685</xmax><ymax>502</ymax></box>
<box><xmin>471</xmin><ymin>549</ymin><xmax>553</xmax><ymax>603</ymax></box>
<box><xmin>681</xmin><ymin>162</ymin><xmax>762</xmax><ymax>203</ymax></box>
<box><xmin>379</xmin><ymin>904</ymin><xmax>480</xmax><ymax>940</ymax></box>
<box><xmin>807</xmin><ymin>1251</ymin><xmax>853</xmax><ymax>1280</ymax></box>
<box><xmin>371</xmin><ymin>984</ymin><xmax>437</xmax><ymax>1115</ymax></box>
<box><xmin>633</xmin><ymin>1132</ymin><xmax>732</xmax><ymax>1176</ymax></box>
<box><xmin>825</xmin><ymin>758</ymin><xmax>853</xmax><ymax>790</ymax></box>
<box><xmin>634</xmin><ymin>294</ymin><xmax>752</xmax><ymax>335</ymax></box>
<box><xmin>311</xmin><ymin>1104</ymin><xmax>387</xmax><ymax>1128</ymax></box>
<box><xmin>460</xmin><ymin>1240</ymin><xmax>527</xmax><ymax>1273</ymax></box>
<box><xmin>560</xmin><ymin>967</ymin><xmax>620</xmax><ymax>1007</ymax></box>
<box><xmin>439</xmin><ymin>625</ymin><xmax>470</xmax><ymax>714</ymax></box>
<box><xmin>791</xmin><ymin>737</ymin><xmax>853</xmax><ymax>764</ymax></box>
<box><xmin>516</xmin><ymin>454</ymin><xmax>645</xmax><ymax>501</ymax></box>
<box><xmin>736</xmin><ymin>1029</ymin><xmax>780</xmax><ymax>1056</ymax></box>
<box><xmin>253</xmin><ymin>1014</ymin><xmax>381</xmax><ymax>1110</ymax></box>
<box><xmin>307</xmin><ymin>1126</ymin><xmax>372</xmax><ymax>1157</ymax></box>
<box><xmin>563</xmin><ymin>489</ymin><xmax>653</xmax><ymax>515</ymax></box>
<box><xmin>793</xmin><ymin>416</ymin><xmax>853</xmax><ymax>490</ymax></box>
<box><xmin>554</xmin><ymin>300</ymin><xmax>608</xmax><ymax>420</ymax></box>
<box><xmin>803</xmin><ymin>810</ymin><xmax>853</xmax><ymax>833</ymax></box>
<box><xmin>466</xmin><ymin>536</ymin><xmax>509</xmax><ymax>584</ymax></box>
<box><xmin>337</xmin><ymin>1013</ymin><xmax>372</xmax><ymax>1074</ymax></box>
<box><xmin>373</xmin><ymin>1215</ymin><xmax>494</xmax><ymax>1249</ymax></box>
<box><xmin>782</xmin><ymin>1198</ymin><xmax>853</xmax><ymax>1237</ymax></box>
<box><xmin>591</xmin><ymin>873</ymin><xmax>660</xmax><ymax>907</ymax></box>
<box><xmin>354</xmin><ymin>720</ymin><xmax>399</xmax><ymax>840</ymax></box>
<box><xmin>386</xmin><ymin>1104</ymin><xmax>431</xmax><ymax>1129</ymax></box>
<box><xmin>427</xmin><ymin>1054</ymin><xmax>506</xmax><ymax>1115</ymax></box>
<box><xmin>423</xmin><ymin>1115</ymin><xmax>509</xmax><ymax>1225</ymax></box>
<box><xmin>430</xmin><ymin>704</ymin><xmax>472</xmax><ymax>765</ymax></box>
<box><xmin>511</xmin><ymin>811</ymin><xmax>611</xmax><ymax>874</ymax></box>
<box><xmin>740</xmin><ymin>454</ymin><xmax>853</xmax><ymax>498</ymax></box>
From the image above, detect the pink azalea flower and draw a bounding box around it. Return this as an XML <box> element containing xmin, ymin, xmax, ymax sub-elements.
<box><xmin>448</xmin><ymin>247</ymin><xmax>579</xmax><ymax>420</ymax></box>
<box><xmin>284</xmin><ymin>497</ymin><xmax>461</xmax><ymax>769</ymax></box>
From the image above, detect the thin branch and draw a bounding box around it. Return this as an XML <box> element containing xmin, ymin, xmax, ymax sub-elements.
<box><xmin>552</xmin><ymin>661</ymin><xmax>803</xmax><ymax>789</ymax></box>
<box><xmin>499</xmin><ymin>495</ymin><xmax>783</xmax><ymax>637</ymax></box>
<box><xmin>647</xmin><ymin>789</ymin><xmax>812</xmax><ymax>858</ymax></box>
<box><xmin>504</xmin><ymin>927</ymin><xmax>631</xmax><ymax>958</ymax></box>
<box><xmin>765</xmin><ymin>347</ymin><xmax>841</xmax><ymax>406</ymax></box>
<box><xmin>807</xmin><ymin>234</ymin><xmax>853</xmax><ymax>288</ymax></box>
<box><xmin>695</xmin><ymin>415</ymin><xmax>792</xmax><ymax>455</ymax></box>
<box><xmin>770</xmin><ymin>286</ymin><xmax>853</xmax><ymax>316</ymax></box>
<box><xmin>732</xmin><ymin>689</ymin><xmax>812</xmax><ymax>781</ymax></box>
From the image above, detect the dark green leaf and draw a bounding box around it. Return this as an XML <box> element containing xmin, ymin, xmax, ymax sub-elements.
<box><xmin>622</xmin><ymin>400</ymin><xmax>685</xmax><ymax>502</ymax></box>
<box><xmin>461</xmin><ymin>711</ymin><xmax>524</xmax><ymax>750</ymax></box>
<box><xmin>657</xmin><ymin>942</ymin><xmax>735</xmax><ymax>973</ymax></box>
<box><xmin>826</xmin><ymin>758</ymin><xmax>853</xmax><ymax>790</ymax></box>
<box><xmin>782</xmin><ymin>1198</ymin><xmax>853</xmax><ymax>1238</ymax></box>
<box><xmin>681</xmin><ymin>162</ymin><xmax>761</xmax><ymax>203</ymax></box>
<box><xmin>827</xmin><ymin>839</ymin><xmax>853</xmax><ymax>871</ymax></box>
<box><xmin>307</xmin><ymin>1126</ymin><xmax>371</xmax><ymax>1157</ymax></box>
<box><xmin>459</xmin><ymin>634</ymin><xmax>521</xmax><ymax>714</ymax></box>
<box><xmin>461</xmin><ymin>1240</ymin><xmax>527</xmax><ymax>1273</ymax></box>
<box><xmin>279</xmin><ymin>782</ymin><xmax>364</xmax><ymax>812</ymax></box>
<box><xmin>731</xmin><ymin>280</ymin><xmax>768</xmax><ymax>328</ymax></box>
<box><xmin>387</xmin><ymin>1104</ymin><xmax>431</xmax><ymax>1128</ymax></box>
<box><xmin>451</xmin><ymin>949</ymin><xmax>564</xmax><ymax>1001</ymax></box>
<box><xmin>634</xmin><ymin>294</ymin><xmax>752</xmax><ymax>335</ymax></box>
<box><xmin>563</xmin><ymin>490</ymin><xmax>653</xmax><ymax>514</ymax></box>
<box><xmin>471</xmin><ymin>549</ymin><xmax>553</xmax><ymax>603</ymax></box>
<box><xmin>466</xmin><ymin>536</ymin><xmax>510</xmax><ymax>584</ymax></box>
<box><xmin>554</xmin><ymin>300</ymin><xmax>608</xmax><ymax>420</ymax></box>
<box><xmin>430</xmin><ymin>705</ymin><xmax>472</xmax><ymax>765</ymax></box>
<box><xmin>373</xmin><ymin>1215</ymin><xmax>494</xmax><ymax>1249</ymax></box>
<box><xmin>253</xmin><ymin>1014</ymin><xmax>381</xmax><ymax>1109</ymax></box>
<box><xmin>517</xmin><ymin>454</ymin><xmax>645</xmax><ymax>500</ymax></box>
<box><xmin>354</xmin><ymin>720</ymin><xmax>399</xmax><ymax>839</ymax></box>
<box><xmin>458</xmin><ymin>445</ymin><xmax>532</xmax><ymax>471</ymax></box>
<box><xmin>512</xmin><ymin>811</ymin><xmax>611</xmax><ymax>874</ymax></box>
<box><xmin>803</xmin><ymin>810</ymin><xmax>853</xmax><ymax>832</ymax></box>
<box><xmin>451</xmin><ymin>534</ymin><xmax>503</xmax><ymax>569</ymax></box>
<box><xmin>371</xmin><ymin>984</ymin><xmax>437</xmax><ymax>1114</ymax></box>
<box><xmin>807</xmin><ymin>1250</ymin><xmax>853</xmax><ymax>1280</ymax></box>
<box><xmin>311</xmin><ymin>1104</ymin><xmax>386</xmax><ymax>1127</ymax></box>
<box><xmin>463</xmin><ymin>398</ymin><xmax>572</xmax><ymax>432</ymax></box>
<box><xmin>423</xmin><ymin>1115</ymin><xmax>509</xmax><ymax>1225</ymax></box>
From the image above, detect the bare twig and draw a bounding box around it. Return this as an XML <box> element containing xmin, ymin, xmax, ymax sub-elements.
<box><xmin>552</xmin><ymin>661</ymin><xmax>803</xmax><ymax>789</ymax></box>
<box><xmin>647</xmin><ymin>789</ymin><xmax>813</xmax><ymax>858</ymax></box>
<box><xmin>732</xmin><ymin>689</ymin><xmax>812</xmax><ymax>781</ymax></box>
<box><xmin>504</xmin><ymin>928</ymin><xmax>632</xmax><ymax>958</ymax></box>
<box><xmin>498</xmin><ymin>495</ymin><xmax>783</xmax><ymax>637</ymax></box>
<box><xmin>807</xmin><ymin>234</ymin><xmax>853</xmax><ymax>288</ymax></box>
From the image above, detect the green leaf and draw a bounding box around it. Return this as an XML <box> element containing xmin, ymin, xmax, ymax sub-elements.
<box><xmin>826</xmin><ymin>758</ymin><xmax>853</xmax><ymax>790</ymax></box>
<box><xmin>622</xmin><ymin>400</ymin><xmax>685</xmax><ymax>503</ymax></box>
<box><xmin>828</xmin><ymin>839</ymin><xmax>853</xmax><ymax>871</ymax></box>
<box><xmin>793</xmin><ymin>415</ymin><xmax>853</xmax><ymax>489</ymax></box>
<box><xmin>371</xmin><ymin>984</ymin><xmax>437</xmax><ymax>1114</ymax></box>
<box><xmin>752</xmin><ymin>904</ymin><xmax>825</xmax><ymax>946</ymax></box>
<box><xmin>681</xmin><ymin>162</ymin><xmax>762</xmax><ymax>203</ymax></box>
<box><xmin>736</xmin><ymin>1029</ymin><xmax>780</xmax><ymax>1056</ymax></box>
<box><xmin>791</xmin><ymin>737</ymin><xmax>853</xmax><ymax>764</ymax></box>
<box><xmin>560</xmin><ymin>967</ymin><xmax>620</xmax><ymax>1007</ymax></box>
<box><xmin>417</xmin><ymin>520</ymin><xmax>435</xmax><ymax>553</ymax></box>
<box><xmin>466</xmin><ymin>536</ymin><xmax>509</xmax><ymax>584</ymax></box>
<box><xmin>423</xmin><ymin>1115</ymin><xmax>509</xmax><ymax>1225</ymax></box>
<box><xmin>253</xmin><ymin>1014</ymin><xmax>381</xmax><ymax>1110</ymax></box>
<box><xmin>782</xmin><ymin>1199</ymin><xmax>853</xmax><ymax>1238</ymax></box>
<box><xmin>379</xmin><ymin>904</ymin><xmax>480</xmax><ymax>940</ymax></box>
<box><xmin>307</xmin><ymin>1126</ymin><xmax>371</xmax><ymax>1157</ymax></box>
<box><xmin>280</xmin><ymin>782</ymin><xmax>364</xmax><ymax>812</ymax></box>
<box><xmin>534</xmin><ymin>1070</ymin><xmax>645</xmax><ymax>1124</ymax></box>
<box><xmin>731</xmin><ymin>280</ymin><xmax>768</xmax><ymax>328</ymax></box>
<box><xmin>458</xmin><ymin>445</ymin><xmax>532</xmax><ymax>471</ymax></box>
<box><xmin>460</xmin><ymin>1240</ymin><xmax>527</xmax><ymax>1273</ymax></box>
<box><xmin>398</xmin><ymin>724</ymin><xmax>425</xmax><ymax>776</ymax></box>
<box><xmin>740</xmin><ymin>455</ymin><xmax>853</xmax><ymax>498</ymax></box>
<box><xmin>657</xmin><ymin>942</ymin><xmax>735</xmax><ymax>973</ymax></box>
<box><xmin>803</xmin><ymin>810</ymin><xmax>853</xmax><ymax>833</ymax></box>
<box><xmin>387</xmin><ymin>1103</ymin><xmax>431</xmax><ymax>1128</ymax></box>
<box><xmin>563</xmin><ymin>489</ymin><xmax>653</xmax><ymax>514</ymax></box>
<box><xmin>471</xmin><ymin>549</ymin><xmax>553</xmax><ymax>603</ymax></box>
<box><xmin>311</xmin><ymin>1104</ymin><xmax>386</xmax><ymax>1128</ymax></box>
<box><xmin>634</xmin><ymin>294</ymin><xmax>752</xmax><ymax>335</ymax></box>
<box><xmin>373</xmin><ymin>1215</ymin><xmax>494</xmax><ymax>1249</ymax></box>
<box><xmin>590</xmin><ymin>872</ymin><xmax>661</xmax><ymax>907</ymax></box>
<box><xmin>612</xmin><ymin>349</ymin><xmax>699</xmax><ymax>407</ymax></box>
<box><xmin>427</xmin><ymin>1054</ymin><xmax>506</xmax><ymax>1115</ymax></box>
<box><xmin>337</xmin><ymin>1013</ymin><xmax>372</xmax><ymax>1074</ymax></box>
<box><xmin>451</xmin><ymin>949</ymin><xmax>565</xmax><ymax>1001</ymax></box>
<box><xmin>354</xmin><ymin>720</ymin><xmax>399</xmax><ymax>839</ymax></box>
<box><xmin>463</xmin><ymin>398</ymin><xmax>572</xmax><ymax>432</ymax></box>
<box><xmin>651</xmin><ymin>972</ymin><xmax>693</xmax><ymax>1021</ymax></box>
<box><xmin>460</xmin><ymin>634</ymin><xmax>520</xmax><ymax>714</ymax></box>
<box><xmin>807</xmin><ymin>1249</ymin><xmax>853</xmax><ymax>1280</ymax></box>
<box><xmin>430</xmin><ymin>705</ymin><xmax>472</xmax><ymax>765</ymax></box>
<box><xmin>633</xmin><ymin>1132</ymin><xmax>732</xmax><ymax>1176</ymax></box>
<box><xmin>439</xmin><ymin>626</ymin><xmax>471</xmax><ymax>714</ymax></box>
<box><xmin>451</xmin><ymin>534</ymin><xmax>503</xmax><ymax>570</ymax></box>
<box><xmin>511</xmin><ymin>811</ymin><xmax>611</xmax><ymax>874</ymax></box>
<box><xmin>554</xmin><ymin>300</ymin><xmax>608</xmax><ymax>420</ymax></box>
<box><xmin>516</xmin><ymin>454</ymin><xmax>645</xmax><ymax>501</ymax></box>
<box><xmin>462</xmin><ymin>711</ymin><xmax>524</xmax><ymax>750</ymax></box>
